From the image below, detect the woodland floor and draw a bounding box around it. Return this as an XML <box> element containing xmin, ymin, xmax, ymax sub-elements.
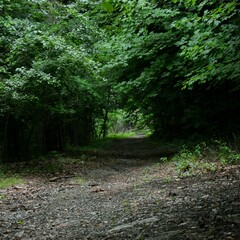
<box><xmin>0</xmin><ymin>137</ymin><xmax>240</xmax><ymax>240</ymax></box>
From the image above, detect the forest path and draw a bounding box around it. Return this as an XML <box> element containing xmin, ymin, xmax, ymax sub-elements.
<box><xmin>1</xmin><ymin>137</ymin><xmax>240</xmax><ymax>239</ymax></box>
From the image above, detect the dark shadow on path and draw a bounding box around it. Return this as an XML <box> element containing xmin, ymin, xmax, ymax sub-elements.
<box><xmin>88</xmin><ymin>136</ymin><xmax>176</xmax><ymax>159</ymax></box>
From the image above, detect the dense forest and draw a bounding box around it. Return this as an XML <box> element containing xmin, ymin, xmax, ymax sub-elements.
<box><xmin>0</xmin><ymin>0</ymin><xmax>240</xmax><ymax>162</ymax></box>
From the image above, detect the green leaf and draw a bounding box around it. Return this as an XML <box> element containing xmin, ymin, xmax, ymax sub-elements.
<box><xmin>102</xmin><ymin>1</ymin><xmax>114</xmax><ymax>13</ymax></box>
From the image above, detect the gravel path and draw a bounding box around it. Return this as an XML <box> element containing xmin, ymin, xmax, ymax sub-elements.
<box><xmin>1</xmin><ymin>137</ymin><xmax>240</xmax><ymax>239</ymax></box>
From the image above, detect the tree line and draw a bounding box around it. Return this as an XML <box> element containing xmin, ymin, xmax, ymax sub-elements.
<box><xmin>0</xmin><ymin>0</ymin><xmax>239</xmax><ymax>162</ymax></box>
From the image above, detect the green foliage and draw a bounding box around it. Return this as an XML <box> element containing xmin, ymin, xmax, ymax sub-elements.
<box><xmin>107</xmin><ymin>110</ymin><xmax>135</xmax><ymax>134</ymax></box>
<box><xmin>160</xmin><ymin>157</ymin><xmax>169</xmax><ymax>163</ymax></box>
<box><xmin>173</xmin><ymin>141</ymin><xmax>240</xmax><ymax>177</ymax></box>
<box><xmin>215</xmin><ymin>140</ymin><xmax>240</xmax><ymax>165</ymax></box>
<box><xmin>98</xmin><ymin>0</ymin><xmax>240</xmax><ymax>139</ymax></box>
<box><xmin>1</xmin><ymin>0</ymin><xmax>240</xmax><ymax>163</ymax></box>
<box><xmin>102</xmin><ymin>1</ymin><xmax>114</xmax><ymax>13</ymax></box>
<box><xmin>173</xmin><ymin>1</ymin><xmax>240</xmax><ymax>89</ymax></box>
<box><xmin>0</xmin><ymin>0</ymin><xmax>105</xmax><ymax>161</ymax></box>
<box><xmin>174</xmin><ymin>144</ymin><xmax>217</xmax><ymax>177</ymax></box>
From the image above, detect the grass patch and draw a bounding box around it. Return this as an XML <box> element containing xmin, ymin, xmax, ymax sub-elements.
<box><xmin>0</xmin><ymin>177</ymin><xmax>25</xmax><ymax>189</ymax></box>
<box><xmin>107</xmin><ymin>131</ymin><xmax>137</xmax><ymax>139</ymax></box>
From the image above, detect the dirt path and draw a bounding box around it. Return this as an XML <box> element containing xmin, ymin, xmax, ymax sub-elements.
<box><xmin>1</xmin><ymin>137</ymin><xmax>240</xmax><ymax>239</ymax></box>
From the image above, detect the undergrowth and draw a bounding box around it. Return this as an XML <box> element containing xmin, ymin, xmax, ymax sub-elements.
<box><xmin>171</xmin><ymin>141</ymin><xmax>240</xmax><ymax>177</ymax></box>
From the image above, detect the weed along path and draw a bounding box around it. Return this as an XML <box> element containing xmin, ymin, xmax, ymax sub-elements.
<box><xmin>1</xmin><ymin>137</ymin><xmax>240</xmax><ymax>239</ymax></box>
